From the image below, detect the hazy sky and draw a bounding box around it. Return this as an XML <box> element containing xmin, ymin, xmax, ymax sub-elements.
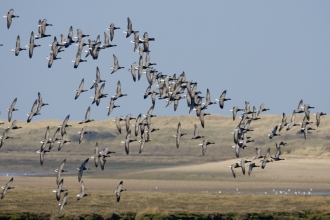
<box><xmin>1</xmin><ymin>1</ymin><xmax>329</xmax><ymax>122</ymax></box>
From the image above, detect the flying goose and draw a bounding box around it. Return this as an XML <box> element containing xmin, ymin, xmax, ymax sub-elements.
<box><xmin>12</xmin><ymin>35</ymin><xmax>26</xmax><ymax>56</ymax></box>
<box><xmin>74</xmin><ymin>29</ymin><xmax>89</xmax><ymax>42</ymax></box>
<box><xmin>302</xmin><ymin>104</ymin><xmax>314</xmax><ymax>121</ymax></box>
<box><xmin>53</xmin><ymin>179</ymin><xmax>67</xmax><ymax>201</ymax></box>
<box><xmin>129</xmin><ymin>62</ymin><xmax>137</xmax><ymax>82</ymax></box>
<box><xmin>268</xmin><ymin>125</ymin><xmax>279</xmax><ymax>139</ymax></box>
<box><xmin>64</xmin><ymin>26</ymin><xmax>76</xmax><ymax>48</ymax></box>
<box><xmin>107</xmin><ymin>98</ymin><xmax>120</xmax><ymax>116</ymax></box>
<box><xmin>250</xmin><ymin>106</ymin><xmax>261</xmax><ymax>120</ymax></box>
<box><xmin>131</xmin><ymin>32</ymin><xmax>142</xmax><ymax>52</ymax></box>
<box><xmin>58</xmin><ymin>131</ymin><xmax>71</xmax><ymax>151</ymax></box>
<box><xmin>237</xmin><ymin>158</ymin><xmax>252</xmax><ymax>175</ymax></box>
<box><xmin>72</xmin><ymin>47</ymin><xmax>87</xmax><ymax>68</ymax></box>
<box><xmin>139</xmin><ymin>130</ymin><xmax>148</xmax><ymax>154</ymax></box>
<box><xmin>146</xmin><ymin>123</ymin><xmax>159</xmax><ymax>141</ymax></box>
<box><xmin>79</xmin><ymin>106</ymin><xmax>94</xmax><ymax>124</ymax></box>
<box><xmin>35</xmin><ymin>19</ymin><xmax>51</xmax><ymax>39</ymax></box>
<box><xmin>302</xmin><ymin>124</ymin><xmax>315</xmax><ymax>140</ymax></box>
<box><xmin>271</xmin><ymin>142</ymin><xmax>286</xmax><ymax>161</ymax></box>
<box><xmin>199</xmin><ymin>140</ymin><xmax>215</xmax><ymax>156</ymax></box>
<box><xmin>125</xmin><ymin>114</ymin><xmax>136</xmax><ymax>133</ymax></box>
<box><xmin>60</xmin><ymin>114</ymin><xmax>71</xmax><ymax>136</ymax></box>
<box><xmin>58</xmin><ymin>192</ymin><xmax>69</xmax><ymax>215</ymax></box>
<box><xmin>27</xmin><ymin>99</ymin><xmax>39</xmax><ymax>123</ymax></box>
<box><xmin>144</xmin><ymin>51</ymin><xmax>156</xmax><ymax>68</ymax></box>
<box><xmin>257</xmin><ymin>103</ymin><xmax>270</xmax><ymax>116</ymax></box>
<box><xmin>111</xmin><ymin>54</ymin><xmax>124</xmax><ymax>74</ymax></box>
<box><xmin>248</xmin><ymin>163</ymin><xmax>260</xmax><ymax>176</ymax></box>
<box><xmin>36</xmin><ymin>92</ymin><xmax>48</xmax><ymax>115</ymax></box>
<box><xmin>140</xmin><ymin>32</ymin><xmax>155</xmax><ymax>43</ymax></box>
<box><xmin>286</xmin><ymin>110</ymin><xmax>298</xmax><ymax>131</ymax></box>
<box><xmin>90</xmin><ymin>67</ymin><xmax>106</xmax><ymax>89</ymax></box>
<box><xmin>77</xmin><ymin>180</ymin><xmax>89</xmax><ymax>200</ymax></box>
<box><xmin>134</xmin><ymin>114</ymin><xmax>142</xmax><ymax>137</ymax></box>
<box><xmin>190</xmin><ymin>124</ymin><xmax>204</xmax><ymax>140</ymax></box>
<box><xmin>7</xmin><ymin>120</ymin><xmax>21</xmax><ymax>130</ymax></box>
<box><xmin>215</xmin><ymin>90</ymin><xmax>231</xmax><ymax>109</ymax></box>
<box><xmin>0</xmin><ymin>129</ymin><xmax>12</xmax><ymax>149</ymax></box>
<box><xmin>228</xmin><ymin>163</ymin><xmax>240</xmax><ymax>178</ymax></box>
<box><xmin>314</xmin><ymin>112</ymin><xmax>327</xmax><ymax>127</ymax></box>
<box><xmin>26</xmin><ymin>31</ymin><xmax>40</xmax><ymax>58</ymax></box>
<box><xmin>49</xmin><ymin>127</ymin><xmax>61</xmax><ymax>151</ymax></box>
<box><xmin>114</xmin><ymin>116</ymin><xmax>124</xmax><ymax>134</ymax></box>
<box><xmin>261</xmin><ymin>148</ymin><xmax>271</xmax><ymax>169</ymax></box>
<box><xmin>151</xmin><ymin>89</ymin><xmax>159</xmax><ymax>106</ymax></box>
<box><xmin>75</xmin><ymin>78</ymin><xmax>88</xmax><ymax>99</ymax></box>
<box><xmin>91</xmin><ymin>142</ymin><xmax>100</xmax><ymax>167</ymax></box>
<box><xmin>122</xmin><ymin>130</ymin><xmax>137</xmax><ymax>155</ymax></box>
<box><xmin>174</xmin><ymin>122</ymin><xmax>186</xmax><ymax>149</ymax></box>
<box><xmin>203</xmin><ymin>89</ymin><xmax>216</xmax><ymax>108</ymax></box>
<box><xmin>230</xmin><ymin>106</ymin><xmax>244</xmax><ymax>121</ymax></box>
<box><xmin>252</xmin><ymin>148</ymin><xmax>263</xmax><ymax>161</ymax></box>
<box><xmin>7</xmin><ymin>98</ymin><xmax>18</xmax><ymax>122</ymax></box>
<box><xmin>101</xmin><ymin>32</ymin><xmax>117</xmax><ymax>49</ymax></box>
<box><xmin>199</xmin><ymin>108</ymin><xmax>210</xmax><ymax>128</ymax></box>
<box><xmin>295</xmin><ymin>99</ymin><xmax>304</xmax><ymax>113</ymax></box>
<box><xmin>78</xmin><ymin>126</ymin><xmax>91</xmax><ymax>144</ymax></box>
<box><xmin>46</xmin><ymin>52</ymin><xmax>61</xmax><ymax>68</ymax></box>
<box><xmin>55</xmin><ymin>159</ymin><xmax>67</xmax><ymax>185</ymax></box>
<box><xmin>299</xmin><ymin>116</ymin><xmax>313</xmax><ymax>132</ymax></box>
<box><xmin>143</xmin><ymin>85</ymin><xmax>152</xmax><ymax>99</ymax></box>
<box><xmin>4</xmin><ymin>9</ymin><xmax>18</xmax><ymax>29</ymax></box>
<box><xmin>278</xmin><ymin>113</ymin><xmax>288</xmax><ymax>132</ymax></box>
<box><xmin>107</xmin><ymin>23</ymin><xmax>120</xmax><ymax>41</ymax></box>
<box><xmin>124</xmin><ymin>17</ymin><xmax>137</xmax><ymax>38</ymax></box>
<box><xmin>112</xmin><ymin>80</ymin><xmax>127</xmax><ymax>100</ymax></box>
<box><xmin>114</xmin><ymin>181</ymin><xmax>126</xmax><ymax>202</ymax></box>
<box><xmin>1</xmin><ymin>177</ymin><xmax>14</xmax><ymax>199</ymax></box>
<box><xmin>77</xmin><ymin>158</ymin><xmax>90</xmax><ymax>182</ymax></box>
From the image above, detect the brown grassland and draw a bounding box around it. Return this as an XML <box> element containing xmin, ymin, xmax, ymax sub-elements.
<box><xmin>0</xmin><ymin>114</ymin><xmax>330</xmax><ymax>219</ymax></box>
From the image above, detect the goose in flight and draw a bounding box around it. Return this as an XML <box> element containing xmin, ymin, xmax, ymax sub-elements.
<box><xmin>12</xmin><ymin>35</ymin><xmax>26</xmax><ymax>56</ymax></box>
<box><xmin>1</xmin><ymin>177</ymin><xmax>14</xmax><ymax>199</ymax></box>
<box><xmin>129</xmin><ymin>62</ymin><xmax>137</xmax><ymax>82</ymax></box>
<box><xmin>35</xmin><ymin>19</ymin><xmax>51</xmax><ymax>39</ymax></box>
<box><xmin>77</xmin><ymin>158</ymin><xmax>90</xmax><ymax>182</ymax></box>
<box><xmin>203</xmin><ymin>89</ymin><xmax>216</xmax><ymax>108</ymax></box>
<box><xmin>248</xmin><ymin>163</ymin><xmax>260</xmax><ymax>176</ymax></box>
<box><xmin>49</xmin><ymin>127</ymin><xmax>61</xmax><ymax>151</ymax></box>
<box><xmin>114</xmin><ymin>116</ymin><xmax>124</xmax><ymax>134</ymax></box>
<box><xmin>107</xmin><ymin>23</ymin><xmax>120</xmax><ymax>41</ymax></box>
<box><xmin>74</xmin><ymin>29</ymin><xmax>89</xmax><ymax>43</ymax></box>
<box><xmin>302</xmin><ymin>104</ymin><xmax>314</xmax><ymax>121</ymax></box>
<box><xmin>215</xmin><ymin>90</ymin><xmax>231</xmax><ymax>109</ymax></box>
<box><xmin>75</xmin><ymin>78</ymin><xmax>88</xmax><ymax>100</ymax></box>
<box><xmin>261</xmin><ymin>148</ymin><xmax>271</xmax><ymax>169</ymax></box>
<box><xmin>257</xmin><ymin>103</ymin><xmax>270</xmax><ymax>116</ymax></box>
<box><xmin>46</xmin><ymin>51</ymin><xmax>61</xmax><ymax>68</ymax></box>
<box><xmin>72</xmin><ymin>47</ymin><xmax>87</xmax><ymax>68</ymax></box>
<box><xmin>124</xmin><ymin>17</ymin><xmax>137</xmax><ymax>38</ymax></box>
<box><xmin>278</xmin><ymin>113</ymin><xmax>288</xmax><ymax>132</ymax></box>
<box><xmin>302</xmin><ymin>125</ymin><xmax>315</xmax><ymax>140</ymax></box>
<box><xmin>77</xmin><ymin>180</ymin><xmax>89</xmax><ymax>200</ymax></box>
<box><xmin>238</xmin><ymin>158</ymin><xmax>252</xmax><ymax>175</ymax></box>
<box><xmin>78</xmin><ymin>126</ymin><xmax>91</xmax><ymax>144</ymax></box>
<box><xmin>125</xmin><ymin>114</ymin><xmax>136</xmax><ymax>133</ymax></box>
<box><xmin>295</xmin><ymin>99</ymin><xmax>304</xmax><ymax>113</ymax></box>
<box><xmin>55</xmin><ymin>159</ymin><xmax>67</xmax><ymax>186</ymax></box>
<box><xmin>271</xmin><ymin>142</ymin><xmax>286</xmax><ymax>161</ymax></box>
<box><xmin>60</xmin><ymin>114</ymin><xmax>71</xmax><ymax>137</ymax></box>
<box><xmin>114</xmin><ymin>181</ymin><xmax>126</xmax><ymax>202</ymax></box>
<box><xmin>111</xmin><ymin>54</ymin><xmax>124</xmax><ymax>74</ymax></box>
<box><xmin>0</xmin><ymin>129</ymin><xmax>12</xmax><ymax>149</ymax></box>
<box><xmin>90</xmin><ymin>67</ymin><xmax>106</xmax><ymax>89</ymax></box>
<box><xmin>36</xmin><ymin>92</ymin><xmax>49</xmax><ymax>114</ymax></box>
<box><xmin>79</xmin><ymin>106</ymin><xmax>94</xmax><ymax>124</ymax></box>
<box><xmin>53</xmin><ymin>178</ymin><xmax>67</xmax><ymax>201</ymax></box>
<box><xmin>268</xmin><ymin>125</ymin><xmax>279</xmax><ymax>139</ymax></box>
<box><xmin>58</xmin><ymin>192</ymin><xmax>69</xmax><ymax>215</ymax></box>
<box><xmin>26</xmin><ymin>31</ymin><xmax>41</xmax><ymax>58</ymax></box>
<box><xmin>252</xmin><ymin>148</ymin><xmax>263</xmax><ymax>161</ymax></box>
<box><xmin>199</xmin><ymin>140</ymin><xmax>215</xmax><ymax>156</ymax></box>
<box><xmin>107</xmin><ymin>98</ymin><xmax>120</xmax><ymax>116</ymax></box>
<box><xmin>190</xmin><ymin>124</ymin><xmax>204</xmax><ymax>140</ymax></box>
<box><xmin>122</xmin><ymin>130</ymin><xmax>137</xmax><ymax>155</ymax></box>
<box><xmin>112</xmin><ymin>81</ymin><xmax>127</xmax><ymax>100</ymax></box>
<box><xmin>7</xmin><ymin>120</ymin><xmax>22</xmax><ymax>130</ymax></box>
<box><xmin>286</xmin><ymin>110</ymin><xmax>298</xmax><ymax>131</ymax></box>
<box><xmin>230</xmin><ymin>106</ymin><xmax>244</xmax><ymax>121</ymax></box>
<box><xmin>174</xmin><ymin>122</ymin><xmax>186</xmax><ymax>149</ymax></box>
<box><xmin>3</xmin><ymin>9</ymin><xmax>19</xmax><ymax>29</ymax></box>
<box><xmin>58</xmin><ymin>131</ymin><xmax>70</xmax><ymax>151</ymax></box>
<box><xmin>7</xmin><ymin>98</ymin><xmax>18</xmax><ymax>122</ymax></box>
<box><xmin>229</xmin><ymin>163</ymin><xmax>240</xmax><ymax>178</ymax></box>
<box><xmin>100</xmin><ymin>32</ymin><xmax>117</xmax><ymax>49</ymax></box>
<box><xmin>27</xmin><ymin>99</ymin><xmax>39</xmax><ymax>123</ymax></box>
<box><xmin>314</xmin><ymin>112</ymin><xmax>327</xmax><ymax>127</ymax></box>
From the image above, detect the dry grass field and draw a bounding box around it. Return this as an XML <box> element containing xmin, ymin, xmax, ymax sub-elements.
<box><xmin>0</xmin><ymin>114</ymin><xmax>330</xmax><ymax>219</ymax></box>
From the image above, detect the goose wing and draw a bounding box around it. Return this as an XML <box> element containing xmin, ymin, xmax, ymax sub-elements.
<box><xmin>125</xmin><ymin>130</ymin><xmax>131</xmax><ymax>155</ymax></box>
<box><xmin>57</xmin><ymin>159</ymin><xmax>66</xmax><ymax>185</ymax></box>
<box><xmin>78</xmin><ymin>158</ymin><xmax>89</xmax><ymax>182</ymax></box>
<box><xmin>29</xmin><ymin>31</ymin><xmax>35</xmax><ymax>58</ymax></box>
<box><xmin>58</xmin><ymin>192</ymin><xmax>68</xmax><ymax>215</ymax></box>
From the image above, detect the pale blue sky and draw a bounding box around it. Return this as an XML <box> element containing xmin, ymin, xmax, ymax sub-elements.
<box><xmin>1</xmin><ymin>1</ymin><xmax>329</xmax><ymax>122</ymax></box>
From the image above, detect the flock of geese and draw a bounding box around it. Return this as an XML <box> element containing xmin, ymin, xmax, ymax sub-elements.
<box><xmin>0</xmin><ymin>8</ymin><xmax>327</xmax><ymax>216</ymax></box>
